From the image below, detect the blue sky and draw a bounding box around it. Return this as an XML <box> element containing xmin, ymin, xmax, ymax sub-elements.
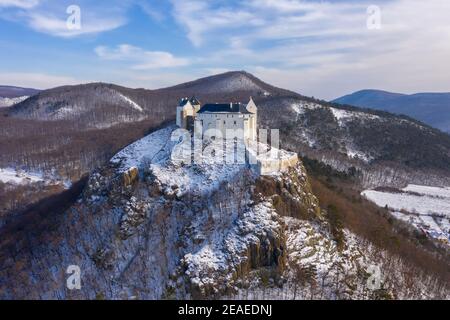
<box><xmin>0</xmin><ymin>0</ymin><xmax>449</xmax><ymax>100</ymax></box>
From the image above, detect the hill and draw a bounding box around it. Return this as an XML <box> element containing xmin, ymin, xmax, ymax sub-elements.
<box><xmin>333</xmin><ymin>89</ymin><xmax>450</xmax><ymax>133</ymax></box>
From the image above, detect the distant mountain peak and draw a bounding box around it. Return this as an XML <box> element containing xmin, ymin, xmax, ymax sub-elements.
<box><xmin>162</xmin><ymin>70</ymin><xmax>299</xmax><ymax>98</ymax></box>
<box><xmin>0</xmin><ymin>85</ymin><xmax>40</xmax><ymax>98</ymax></box>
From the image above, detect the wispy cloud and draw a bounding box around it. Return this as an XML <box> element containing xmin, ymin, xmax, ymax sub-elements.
<box><xmin>0</xmin><ymin>0</ymin><xmax>127</xmax><ymax>37</ymax></box>
<box><xmin>95</xmin><ymin>44</ymin><xmax>190</xmax><ymax>69</ymax></box>
<box><xmin>170</xmin><ymin>0</ymin><xmax>264</xmax><ymax>46</ymax></box>
<box><xmin>0</xmin><ymin>0</ymin><xmax>39</xmax><ymax>9</ymax></box>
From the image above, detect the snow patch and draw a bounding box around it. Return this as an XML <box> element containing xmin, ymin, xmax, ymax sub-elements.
<box><xmin>116</xmin><ymin>92</ymin><xmax>143</xmax><ymax>112</ymax></box>
<box><xmin>110</xmin><ymin>125</ymin><xmax>174</xmax><ymax>172</ymax></box>
<box><xmin>291</xmin><ymin>101</ymin><xmax>322</xmax><ymax>114</ymax></box>
<box><xmin>0</xmin><ymin>96</ymin><xmax>28</xmax><ymax>107</ymax></box>
<box><xmin>0</xmin><ymin>168</ymin><xmax>44</xmax><ymax>184</ymax></box>
<box><xmin>330</xmin><ymin>107</ymin><xmax>380</xmax><ymax>126</ymax></box>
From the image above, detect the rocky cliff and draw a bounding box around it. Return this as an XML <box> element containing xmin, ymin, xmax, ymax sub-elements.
<box><xmin>0</xmin><ymin>126</ymin><xmax>447</xmax><ymax>299</ymax></box>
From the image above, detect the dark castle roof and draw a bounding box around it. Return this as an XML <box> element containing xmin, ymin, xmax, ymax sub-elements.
<box><xmin>179</xmin><ymin>96</ymin><xmax>200</xmax><ymax>107</ymax></box>
<box><xmin>197</xmin><ymin>103</ymin><xmax>252</xmax><ymax>114</ymax></box>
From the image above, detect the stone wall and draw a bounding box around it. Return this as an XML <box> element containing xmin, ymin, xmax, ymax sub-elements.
<box><xmin>257</xmin><ymin>153</ymin><xmax>299</xmax><ymax>175</ymax></box>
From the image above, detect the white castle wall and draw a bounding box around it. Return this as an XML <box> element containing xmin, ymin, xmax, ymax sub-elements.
<box><xmin>195</xmin><ymin>113</ymin><xmax>256</xmax><ymax>141</ymax></box>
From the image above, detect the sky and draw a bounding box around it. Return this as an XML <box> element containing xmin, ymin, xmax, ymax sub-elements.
<box><xmin>0</xmin><ymin>0</ymin><xmax>449</xmax><ymax>100</ymax></box>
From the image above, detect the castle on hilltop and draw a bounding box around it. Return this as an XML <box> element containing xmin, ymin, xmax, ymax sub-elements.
<box><xmin>175</xmin><ymin>96</ymin><xmax>298</xmax><ymax>175</ymax></box>
<box><xmin>176</xmin><ymin>96</ymin><xmax>257</xmax><ymax>142</ymax></box>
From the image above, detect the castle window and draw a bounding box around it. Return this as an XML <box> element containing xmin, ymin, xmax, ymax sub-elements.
<box><xmin>234</xmin><ymin>121</ymin><xmax>237</xmax><ymax>125</ymax></box>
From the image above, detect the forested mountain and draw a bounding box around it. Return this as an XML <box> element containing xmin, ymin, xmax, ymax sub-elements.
<box><xmin>333</xmin><ymin>89</ymin><xmax>450</xmax><ymax>133</ymax></box>
<box><xmin>258</xmin><ymin>96</ymin><xmax>450</xmax><ymax>188</ymax></box>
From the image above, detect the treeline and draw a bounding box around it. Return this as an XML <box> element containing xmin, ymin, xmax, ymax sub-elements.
<box><xmin>0</xmin><ymin>113</ymin><xmax>166</xmax><ymax>180</ymax></box>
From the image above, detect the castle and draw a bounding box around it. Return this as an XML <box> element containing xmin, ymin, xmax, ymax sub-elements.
<box><xmin>175</xmin><ymin>96</ymin><xmax>298</xmax><ymax>175</ymax></box>
<box><xmin>176</xmin><ymin>96</ymin><xmax>257</xmax><ymax>142</ymax></box>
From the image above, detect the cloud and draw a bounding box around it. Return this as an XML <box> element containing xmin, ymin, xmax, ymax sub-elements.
<box><xmin>0</xmin><ymin>0</ymin><xmax>127</xmax><ymax>37</ymax></box>
<box><xmin>0</xmin><ymin>72</ymin><xmax>89</xmax><ymax>89</ymax></box>
<box><xmin>167</xmin><ymin>0</ymin><xmax>450</xmax><ymax>99</ymax></box>
<box><xmin>170</xmin><ymin>0</ymin><xmax>264</xmax><ymax>46</ymax></box>
<box><xmin>0</xmin><ymin>0</ymin><xmax>39</xmax><ymax>9</ymax></box>
<box><xmin>95</xmin><ymin>44</ymin><xmax>190</xmax><ymax>69</ymax></box>
<box><xmin>25</xmin><ymin>12</ymin><xmax>125</xmax><ymax>38</ymax></box>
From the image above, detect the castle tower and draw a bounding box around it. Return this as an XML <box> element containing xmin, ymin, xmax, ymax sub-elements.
<box><xmin>176</xmin><ymin>96</ymin><xmax>200</xmax><ymax>130</ymax></box>
<box><xmin>246</xmin><ymin>97</ymin><xmax>258</xmax><ymax>141</ymax></box>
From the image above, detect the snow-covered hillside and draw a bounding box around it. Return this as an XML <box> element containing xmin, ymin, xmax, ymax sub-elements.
<box><xmin>289</xmin><ymin>101</ymin><xmax>380</xmax><ymax>162</ymax></box>
<box><xmin>0</xmin><ymin>96</ymin><xmax>28</xmax><ymax>107</ymax></box>
<box><xmin>259</xmin><ymin>96</ymin><xmax>450</xmax><ymax>189</ymax></box>
<box><xmin>199</xmin><ymin>72</ymin><xmax>265</xmax><ymax>93</ymax></box>
<box><xmin>1</xmin><ymin>126</ymin><xmax>447</xmax><ymax>300</ymax></box>
<box><xmin>362</xmin><ymin>185</ymin><xmax>450</xmax><ymax>245</ymax></box>
<box><xmin>8</xmin><ymin>84</ymin><xmax>147</xmax><ymax>128</ymax></box>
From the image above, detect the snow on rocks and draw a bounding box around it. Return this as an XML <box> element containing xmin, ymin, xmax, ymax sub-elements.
<box><xmin>110</xmin><ymin>125</ymin><xmax>175</xmax><ymax>173</ymax></box>
<box><xmin>111</xmin><ymin>125</ymin><xmax>299</xmax><ymax>197</ymax></box>
<box><xmin>286</xmin><ymin>217</ymin><xmax>366</xmax><ymax>278</ymax></box>
<box><xmin>181</xmin><ymin>201</ymin><xmax>283</xmax><ymax>297</ymax></box>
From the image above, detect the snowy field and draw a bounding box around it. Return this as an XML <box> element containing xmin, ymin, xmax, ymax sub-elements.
<box><xmin>0</xmin><ymin>168</ymin><xmax>44</xmax><ymax>184</ymax></box>
<box><xmin>0</xmin><ymin>167</ymin><xmax>71</xmax><ymax>188</ymax></box>
<box><xmin>362</xmin><ymin>184</ymin><xmax>450</xmax><ymax>244</ymax></box>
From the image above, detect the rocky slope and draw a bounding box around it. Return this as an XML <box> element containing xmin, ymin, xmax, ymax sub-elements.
<box><xmin>0</xmin><ymin>126</ymin><xmax>447</xmax><ymax>299</ymax></box>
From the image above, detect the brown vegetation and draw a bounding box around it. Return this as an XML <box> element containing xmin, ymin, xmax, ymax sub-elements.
<box><xmin>309</xmin><ymin>175</ymin><xmax>450</xmax><ymax>283</ymax></box>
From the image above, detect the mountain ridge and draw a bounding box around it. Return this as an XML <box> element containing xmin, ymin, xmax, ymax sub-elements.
<box><xmin>333</xmin><ymin>89</ymin><xmax>450</xmax><ymax>133</ymax></box>
<box><xmin>0</xmin><ymin>85</ymin><xmax>40</xmax><ymax>98</ymax></box>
